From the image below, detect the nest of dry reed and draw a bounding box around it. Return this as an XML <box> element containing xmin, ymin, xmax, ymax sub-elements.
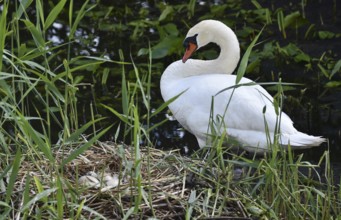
<box><xmin>12</xmin><ymin>141</ymin><xmax>251</xmax><ymax>219</ymax></box>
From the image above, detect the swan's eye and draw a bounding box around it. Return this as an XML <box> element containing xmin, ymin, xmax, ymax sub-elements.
<box><xmin>182</xmin><ymin>34</ymin><xmax>199</xmax><ymax>63</ymax></box>
<box><xmin>183</xmin><ymin>34</ymin><xmax>198</xmax><ymax>49</ymax></box>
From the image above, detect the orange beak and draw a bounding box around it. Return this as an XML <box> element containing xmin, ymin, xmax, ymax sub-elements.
<box><xmin>182</xmin><ymin>42</ymin><xmax>198</xmax><ymax>63</ymax></box>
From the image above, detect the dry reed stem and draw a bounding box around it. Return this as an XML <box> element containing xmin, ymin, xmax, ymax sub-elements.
<box><xmin>7</xmin><ymin>142</ymin><xmax>249</xmax><ymax>219</ymax></box>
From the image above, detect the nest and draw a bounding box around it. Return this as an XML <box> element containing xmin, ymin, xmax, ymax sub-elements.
<box><xmin>7</xmin><ymin>141</ymin><xmax>251</xmax><ymax>219</ymax></box>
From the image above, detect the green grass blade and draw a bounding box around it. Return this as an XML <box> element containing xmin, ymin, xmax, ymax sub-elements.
<box><xmin>0</xmin><ymin>160</ymin><xmax>12</xmax><ymax>181</ymax></box>
<box><xmin>150</xmin><ymin>89</ymin><xmax>187</xmax><ymax>118</ymax></box>
<box><xmin>331</xmin><ymin>59</ymin><xmax>341</xmax><ymax>79</ymax></box>
<box><xmin>186</xmin><ymin>190</ymin><xmax>196</xmax><ymax>220</ymax></box>
<box><xmin>17</xmin><ymin>112</ymin><xmax>54</xmax><ymax>162</ymax></box>
<box><xmin>5</xmin><ymin>149</ymin><xmax>22</xmax><ymax>203</ymax></box>
<box><xmin>131</xmin><ymin>57</ymin><xmax>149</xmax><ymax>111</ymax></box>
<box><xmin>16</xmin><ymin>0</ymin><xmax>34</xmax><ymax>19</ymax></box>
<box><xmin>0</xmin><ymin>201</ymin><xmax>11</xmax><ymax>219</ymax></box>
<box><xmin>147</xmin><ymin>118</ymin><xmax>169</xmax><ymax>133</ymax></box>
<box><xmin>69</xmin><ymin>0</ymin><xmax>94</xmax><ymax>40</ymax></box>
<box><xmin>21</xmin><ymin>19</ymin><xmax>45</xmax><ymax>49</ymax></box>
<box><xmin>33</xmin><ymin>176</ymin><xmax>45</xmax><ymax>197</ymax></box>
<box><xmin>69</xmin><ymin>0</ymin><xmax>73</xmax><ymax>26</ymax></box>
<box><xmin>236</xmin><ymin>27</ymin><xmax>264</xmax><ymax>84</ymax></box>
<box><xmin>0</xmin><ymin>201</ymin><xmax>11</xmax><ymax>209</ymax></box>
<box><xmin>22</xmin><ymin>174</ymin><xmax>31</xmax><ymax>219</ymax></box>
<box><xmin>100</xmin><ymin>104</ymin><xmax>133</xmax><ymax>125</ymax></box>
<box><xmin>284</xmin><ymin>11</ymin><xmax>301</xmax><ymax>29</ymax></box>
<box><xmin>61</xmin><ymin>125</ymin><xmax>113</xmax><ymax>167</ymax></box>
<box><xmin>133</xmin><ymin>107</ymin><xmax>142</xmax><ymax>213</ymax></box>
<box><xmin>251</xmin><ymin>0</ymin><xmax>261</xmax><ymax>9</ymax></box>
<box><xmin>68</xmin><ymin>202</ymin><xmax>107</xmax><ymax>219</ymax></box>
<box><xmin>123</xmin><ymin>207</ymin><xmax>135</xmax><ymax>220</ymax></box>
<box><xmin>44</xmin><ymin>0</ymin><xmax>67</xmax><ymax>31</ymax></box>
<box><xmin>75</xmin><ymin>199</ymin><xmax>86</xmax><ymax>219</ymax></box>
<box><xmin>56</xmin><ymin>176</ymin><xmax>63</xmax><ymax>219</ymax></box>
<box><xmin>119</xmin><ymin>49</ymin><xmax>129</xmax><ymax>116</ymax></box>
<box><xmin>277</xmin><ymin>10</ymin><xmax>286</xmax><ymax>38</ymax></box>
<box><xmin>20</xmin><ymin>188</ymin><xmax>58</xmax><ymax>212</ymax></box>
<box><xmin>64</xmin><ymin>117</ymin><xmax>106</xmax><ymax>143</ymax></box>
<box><xmin>35</xmin><ymin>0</ymin><xmax>44</xmax><ymax>27</ymax></box>
<box><xmin>0</xmin><ymin>0</ymin><xmax>8</xmax><ymax>71</ymax></box>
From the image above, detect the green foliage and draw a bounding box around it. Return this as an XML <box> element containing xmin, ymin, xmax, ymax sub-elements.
<box><xmin>0</xmin><ymin>1</ymin><xmax>112</xmax><ymax>218</ymax></box>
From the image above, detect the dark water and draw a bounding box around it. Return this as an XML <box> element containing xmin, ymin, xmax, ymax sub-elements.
<box><xmin>11</xmin><ymin>1</ymin><xmax>341</xmax><ymax>162</ymax></box>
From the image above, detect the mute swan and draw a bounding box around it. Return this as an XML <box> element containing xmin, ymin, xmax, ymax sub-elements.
<box><xmin>160</xmin><ymin>20</ymin><xmax>325</xmax><ymax>152</ymax></box>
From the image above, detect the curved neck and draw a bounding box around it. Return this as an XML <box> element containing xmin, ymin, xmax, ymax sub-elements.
<box><xmin>207</xmin><ymin>25</ymin><xmax>240</xmax><ymax>75</ymax></box>
<box><xmin>185</xmin><ymin>25</ymin><xmax>240</xmax><ymax>76</ymax></box>
<box><xmin>162</xmin><ymin>22</ymin><xmax>240</xmax><ymax>83</ymax></box>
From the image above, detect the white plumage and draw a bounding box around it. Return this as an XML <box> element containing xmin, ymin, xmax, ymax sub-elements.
<box><xmin>160</xmin><ymin>20</ymin><xmax>325</xmax><ymax>152</ymax></box>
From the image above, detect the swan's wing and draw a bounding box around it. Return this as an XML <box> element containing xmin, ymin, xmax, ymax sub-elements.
<box><xmin>171</xmin><ymin>74</ymin><xmax>296</xmax><ymax>136</ymax></box>
<box><xmin>214</xmin><ymin>79</ymin><xmax>296</xmax><ymax>134</ymax></box>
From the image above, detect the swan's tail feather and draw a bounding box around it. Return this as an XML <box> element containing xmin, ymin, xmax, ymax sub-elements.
<box><xmin>282</xmin><ymin>132</ymin><xmax>326</xmax><ymax>149</ymax></box>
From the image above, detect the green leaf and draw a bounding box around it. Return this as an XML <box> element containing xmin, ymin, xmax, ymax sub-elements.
<box><xmin>284</xmin><ymin>11</ymin><xmax>301</xmax><ymax>28</ymax></box>
<box><xmin>164</xmin><ymin>23</ymin><xmax>179</xmax><ymax>36</ymax></box>
<box><xmin>294</xmin><ymin>52</ymin><xmax>310</xmax><ymax>63</ymax></box>
<box><xmin>251</xmin><ymin>0</ymin><xmax>262</xmax><ymax>9</ymax></box>
<box><xmin>318</xmin><ymin>31</ymin><xmax>335</xmax><ymax>39</ymax></box>
<box><xmin>325</xmin><ymin>81</ymin><xmax>341</xmax><ymax>88</ymax></box>
<box><xmin>277</xmin><ymin>10</ymin><xmax>286</xmax><ymax>38</ymax></box>
<box><xmin>318</xmin><ymin>63</ymin><xmax>330</xmax><ymax>78</ymax></box>
<box><xmin>331</xmin><ymin>59</ymin><xmax>341</xmax><ymax>79</ymax></box>
<box><xmin>304</xmin><ymin>24</ymin><xmax>315</xmax><ymax>39</ymax></box>
<box><xmin>159</xmin><ymin>6</ymin><xmax>173</xmax><ymax>21</ymax></box>
<box><xmin>246</xmin><ymin>59</ymin><xmax>260</xmax><ymax>74</ymax></box>
<box><xmin>44</xmin><ymin>0</ymin><xmax>67</xmax><ymax>31</ymax></box>
<box><xmin>137</xmin><ymin>48</ymin><xmax>149</xmax><ymax>56</ymax></box>
<box><xmin>236</xmin><ymin>27</ymin><xmax>264</xmax><ymax>84</ymax></box>
<box><xmin>151</xmin><ymin>36</ymin><xmax>181</xmax><ymax>59</ymax></box>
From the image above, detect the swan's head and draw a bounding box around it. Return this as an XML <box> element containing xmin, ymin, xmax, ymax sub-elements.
<box><xmin>182</xmin><ymin>20</ymin><xmax>239</xmax><ymax>63</ymax></box>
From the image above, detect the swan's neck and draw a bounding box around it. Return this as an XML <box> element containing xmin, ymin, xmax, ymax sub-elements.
<box><xmin>181</xmin><ymin>25</ymin><xmax>240</xmax><ymax>77</ymax></box>
<box><xmin>201</xmin><ymin>25</ymin><xmax>240</xmax><ymax>75</ymax></box>
<box><xmin>162</xmin><ymin>24</ymin><xmax>240</xmax><ymax>83</ymax></box>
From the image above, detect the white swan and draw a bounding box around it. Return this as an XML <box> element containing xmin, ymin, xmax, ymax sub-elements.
<box><xmin>160</xmin><ymin>20</ymin><xmax>325</xmax><ymax>152</ymax></box>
